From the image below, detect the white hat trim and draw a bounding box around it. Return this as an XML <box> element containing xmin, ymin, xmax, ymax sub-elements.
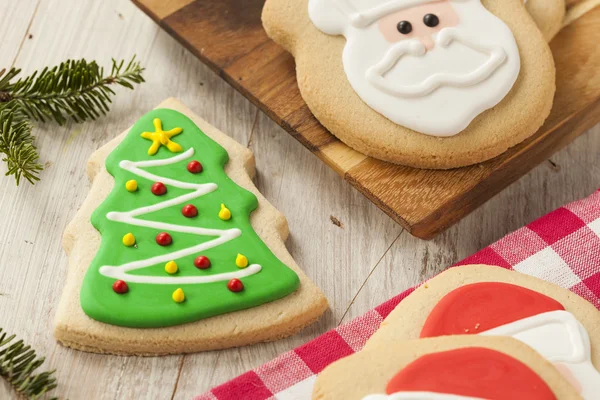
<box><xmin>333</xmin><ymin>0</ymin><xmax>469</xmax><ymax>28</ymax></box>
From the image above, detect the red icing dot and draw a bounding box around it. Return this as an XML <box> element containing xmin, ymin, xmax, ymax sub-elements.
<box><xmin>112</xmin><ymin>280</ymin><xmax>129</xmax><ymax>294</ymax></box>
<box><xmin>227</xmin><ymin>278</ymin><xmax>244</xmax><ymax>292</ymax></box>
<box><xmin>187</xmin><ymin>160</ymin><xmax>203</xmax><ymax>174</ymax></box>
<box><xmin>151</xmin><ymin>182</ymin><xmax>167</xmax><ymax>196</ymax></box>
<box><xmin>182</xmin><ymin>204</ymin><xmax>198</xmax><ymax>218</ymax></box>
<box><xmin>156</xmin><ymin>232</ymin><xmax>172</xmax><ymax>246</ymax></box>
<box><xmin>385</xmin><ymin>347</ymin><xmax>556</xmax><ymax>400</ymax></box>
<box><xmin>194</xmin><ymin>255</ymin><xmax>211</xmax><ymax>269</ymax></box>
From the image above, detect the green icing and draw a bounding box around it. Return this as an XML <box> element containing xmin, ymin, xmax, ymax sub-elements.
<box><xmin>80</xmin><ymin>108</ymin><xmax>300</xmax><ymax>328</ymax></box>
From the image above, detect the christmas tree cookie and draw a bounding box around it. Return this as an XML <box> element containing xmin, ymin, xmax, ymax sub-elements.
<box><xmin>54</xmin><ymin>98</ymin><xmax>328</xmax><ymax>355</ymax></box>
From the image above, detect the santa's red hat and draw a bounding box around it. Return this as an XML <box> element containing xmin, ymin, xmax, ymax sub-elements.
<box><xmin>385</xmin><ymin>347</ymin><xmax>556</xmax><ymax>399</ymax></box>
<box><xmin>420</xmin><ymin>282</ymin><xmax>564</xmax><ymax>337</ymax></box>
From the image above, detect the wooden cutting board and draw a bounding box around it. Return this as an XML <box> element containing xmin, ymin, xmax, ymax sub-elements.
<box><xmin>132</xmin><ymin>0</ymin><xmax>600</xmax><ymax>239</ymax></box>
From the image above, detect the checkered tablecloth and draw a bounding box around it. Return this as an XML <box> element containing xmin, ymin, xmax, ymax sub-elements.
<box><xmin>196</xmin><ymin>189</ymin><xmax>600</xmax><ymax>400</ymax></box>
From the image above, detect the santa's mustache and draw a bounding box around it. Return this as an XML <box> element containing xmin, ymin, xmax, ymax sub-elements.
<box><xmin>365</xmin><ymin>27</ymin><xmax>507</xmax><ymax>98</ymax></box>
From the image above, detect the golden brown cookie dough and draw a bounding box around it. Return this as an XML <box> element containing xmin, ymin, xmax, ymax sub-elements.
<box><xmin>526</xmin><ymin>0</ymin><xmax>566</xmax><ymax>41</ymax></box>
<box><xmin>564</xmin><ymin>0</ymin><xmax>600</xmax><ymax>26</ymax></box>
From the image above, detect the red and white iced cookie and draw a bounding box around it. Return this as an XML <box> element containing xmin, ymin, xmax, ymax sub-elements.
<box><xmin>365</xmin><ymin>347</ymin><xmax>556</xmax><ymax>399</ymax></box>
<box><xmin>313</xmin><ymin>336</ymin><xmax>580</xmax><ymax>399</ymax></box>
<box><xmin>366</xmin><ymin>265</ymin><xmax>600</xmax><ymax>399</ymax></box>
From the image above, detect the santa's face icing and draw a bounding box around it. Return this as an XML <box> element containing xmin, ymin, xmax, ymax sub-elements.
<box><xmin>377</xmin><ymin>2</ymin><xmax>459</xmax><ymax>47</ymax></box>
<box><xmin>308</xmin><ymin>0</ymin><xmax>521</xmax><ymax>137</ymax></box>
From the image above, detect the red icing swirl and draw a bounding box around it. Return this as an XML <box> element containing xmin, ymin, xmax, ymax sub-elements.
<box><xmin>386</xmin><ymin>347</ymin><xmax>556</xmax><ymax>399</ymax></box>
<box><xmin>420</xmin><ymin>282</ymin><xmax>564</xmax><ymax>337</ymax></box>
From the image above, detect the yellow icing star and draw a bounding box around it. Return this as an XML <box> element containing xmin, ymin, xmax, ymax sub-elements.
<box><xmin>140</xmin><ymin>118</ymin><xmax>183</xmax><ymax>156</ymax></box>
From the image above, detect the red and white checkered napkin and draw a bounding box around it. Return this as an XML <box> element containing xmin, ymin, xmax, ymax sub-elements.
<box><xmin>196</xmin><ymin>189</ymin><xmax>600</xmax><ymax>400</ymax></box>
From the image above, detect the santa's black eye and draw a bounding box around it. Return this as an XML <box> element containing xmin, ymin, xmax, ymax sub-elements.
<box><xmin>397</xmin><ymin>20</ymin><xmax>412</xmax><ymax>34</ymax></box>
<box><xmin>423</xmin><ymin>14</ymin><xmax>439</xmax><ymax>27</ymax></box>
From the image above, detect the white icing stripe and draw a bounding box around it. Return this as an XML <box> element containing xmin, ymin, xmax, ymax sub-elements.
<box><xmin>98</xmin><ymin>147</ymin><xmax>263</xmax><ymax>285</ymax></box>
<box><xmin>480</xmin><ymin>310</ymin><xmax>600</xmax><ymax>399</ymax></box>
<box><xmin>100</xmin><ymin>263</ymin><xmax>262</xmax><ymax>285</ymax></box>
<box><xmin>366</xmin><ymin>28</ymin><xmax>506</xmax><ymax>98</ymax></box>
<box><xmin>363</xmin><ymin>392</ymin><xmax>485</xmax><ymax>400</ymax></box>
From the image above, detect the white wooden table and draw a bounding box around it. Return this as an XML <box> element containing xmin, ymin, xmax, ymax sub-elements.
<box><xmin>0</xmin><ymin>1</ymin><xmax>598</xmax><ymax>398</ymax></box>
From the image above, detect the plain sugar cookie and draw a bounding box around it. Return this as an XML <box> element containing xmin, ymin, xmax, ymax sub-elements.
<box><xmin>365</xmin><ymin>265</ymin><xmax>600</xmax><ymax>399</ymax></box>
<box><xmin>313</xmin><ymin>336</ymin><xmax>581</xmax><ymax>399</ymax></box>
<box><xmin>54</xmin><ymin>98</ymin><xmax>328</xmax><ymax>355</ymax></box>
<box><xmin>263</xmin><ymin>0</ymin><xmax>556</xmax><ymax>169</ymax></box>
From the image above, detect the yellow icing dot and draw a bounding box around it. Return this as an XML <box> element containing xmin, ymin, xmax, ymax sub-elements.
<box><xmin>236</xmin><ymin>253</ymin><xmax>249</xmax><ymax>268</ymax></box>
<box><xmin>219</xmin><ymin>203</ymin><xmax>231</xmax><ymax>220</ymax></box>
<box><xmin>125</xmin><ymin>179</ymin><xmax>138</xmax><ymax>192</ymax></box>
<box><xmin>172</xmin><ymin>288</ymin><xmax>185</xmax><ymax>303</ymax></box>
<box><xmin>122</xmin><ymin>233</ymin><xmax>136</xmax><ymax>247</ymax></box>
<box><xmin>165</xmin><ymin>261</ymin><xmax>178</xmax><ymax>274</ymax></box>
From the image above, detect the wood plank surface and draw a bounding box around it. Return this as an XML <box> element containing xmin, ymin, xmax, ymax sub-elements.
<box><xmin>0</xmin><ymin>0</ymin><xmax>598</xmax><ymax>399</ymax></box>
<box><xmin>0</xmin><ymin>0</ymin><xmax>40</xmax><ymax>66</ymax></box>
<box><xmin>133</xmin><ymin>0</ymin><xmax>600</xmax><ymax>239</ymax></box>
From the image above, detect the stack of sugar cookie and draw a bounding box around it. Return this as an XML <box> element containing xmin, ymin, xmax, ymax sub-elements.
<box><xmin>313</xmin><ymin>265</ymin><xmax>600</xmax><ymax>399</ymax></box>
<box><xmin>263</xmin><ymin>0</ymin><xmax>597</xmax><ymax>169</ymax></box>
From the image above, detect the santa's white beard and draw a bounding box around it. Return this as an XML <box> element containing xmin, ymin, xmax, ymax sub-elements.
<box><xmin>339</xmin><ymin>2</ymin><xmax>520</xmax><ymax>137</ymax></box>
<box><xmin>365</xmin><ymin>29</ymin><xmax>506</xmax><ymax>98</ymax></box>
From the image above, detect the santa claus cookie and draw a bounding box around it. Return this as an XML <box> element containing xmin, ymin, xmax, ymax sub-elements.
<box><xmin>262</xmin><ymin>0</ymin><xmax>556</xmax><ymax>169</ymax></box>
<box><xmin>313</xmin><ymin>336</ymin><xmax>580</xmax><ymax>399</ymax></box>
<box><xmin>365</xmin><ymin>265</ymin><xmax>600</xmax><ymax>399</ymax></box>
<box><xmin>54</xmin><ymin>98</ymin><xmax>328</xmax><ymax>355</ymax></box>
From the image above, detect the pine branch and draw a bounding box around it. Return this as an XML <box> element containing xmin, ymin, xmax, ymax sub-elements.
<box><xmin>0</xmin><ymin>108</ymin><xmax>42</xmax><ymax>185</ymax></box>
<box><xmin>0</xmin><ymin>327</ymin><xmax>59</xmax><ymax>399</ymax></box>
<box><xmin>0</xmin><ymin>56</ymin><xmax>145</xmax><ymax>125</ymax></box>
<box><xmin>0</xmin><ymin>56</ymin><xmax>144</xmax><ymax>185</ymax></box>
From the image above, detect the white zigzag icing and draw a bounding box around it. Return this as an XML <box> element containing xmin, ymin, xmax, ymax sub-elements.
<box><xmin>98</xmin><ymin>148</ymin><xmax>262</xmax><ymax>284</ymax></box>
